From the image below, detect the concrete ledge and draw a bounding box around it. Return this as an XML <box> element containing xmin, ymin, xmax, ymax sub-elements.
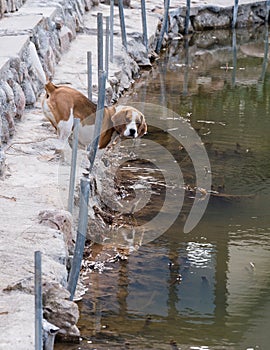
<box><xmin>0</xmin><ymin>35</ymin><xmax>29</xmax><ymax>58</ymax></box>
<box><xmin>0</xmin><ymin>13</ymin><xmax>44</xmax><ymax>33</ymax></box>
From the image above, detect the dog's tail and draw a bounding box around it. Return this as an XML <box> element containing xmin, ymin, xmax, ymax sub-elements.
<box><xmin>44</xmin><ymin>81</ymin><xmax>57</xmax><ymax>95</ymax></box>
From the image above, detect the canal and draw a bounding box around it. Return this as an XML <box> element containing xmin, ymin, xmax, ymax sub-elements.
<box><xmin>57</xmin><ymin>26</ymin><xmax>270</xmax><ymax>350</ymax></box>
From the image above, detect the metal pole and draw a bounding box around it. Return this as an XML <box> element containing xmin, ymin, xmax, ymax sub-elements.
<box><xmin>141</xmin><ymin>0</ymin><xmax>148</xmax><ymax>50</ymax></box>
<box><xmin>266</xmin><ymin>0</ymin><xmax>270</xmax><ymax>23</ymax></box>
<box><xmin>87</xmin><ymin>51</ymin><xmax>92</xmax><ymax>101</ymax></box>
<box><xmin>67</xmin><ymin>118</ymin><xmax>80</xmax><ymax>214</ymax></box>
<box><xmin>259</xmin><ymin>17</ymin><xmax>269</xmax><ymax>83</ymax></box>
<box><xmin>67</xmin><ymin>73</ymin><xmax>107</xmax><ymax>301</ymax></box>
<box><xmin>105</xmin><ymin>16</ymin><xmax>110</xmax><ymax>76</ymax></box>
<box><xmin>232</xmin><ymin>0</ymin><xmax>239</xmax><ymax>28</ymax></box>
<box><xmin>118</xmin><ymin>0</ymin><xmax>127</xmax><ymax>49</ymax></box>
<box><xmin>184</xmin><ymin>0</ymin><xmax>191</xmax><ymax>35</ymax></box>
<box><xmin>110</xmin><ymin>0</ymin><xmax>114</xmax><ymax>63</ymax></box>
<box><xmin>232</xmin><ymin>29</ymin><xmax>237</xmax><ymax>87</ymax></box>
<box><xmin>97</xmin><ymin>12</ymin><xmax>104</xmax><ymax>76</ymax></box>
<box><xmin>67</xmin><ymin>177</ymin><xmax>91</xmax><ymax>300</ymax></box>
<box><xmin>35</xmin><ymin>251</ymin><xmax>42</xmax><ymax>350</ymax></box>
<box><xmin>164</xmin><ymin>0</ymin><xmax>168</xmax><ymax>34</ymax></box>
<box><xmin>87</xmin><ymin>71</ymin><xmax>107</xmax><ymax>172</ymax></box>
<box><xmin>183</xmin><ymin>38</ymin><xmax>189</xmax><ymax>95</ymax></box>
<box><xmin>155</xmin><ymin>0</ymin><xmax>170</xmax><ymax>54</ymax></box>
<box><xmin>159</xmin><ymin>61</ymin><xmax>166</xmax><ymax>107</ymax></box>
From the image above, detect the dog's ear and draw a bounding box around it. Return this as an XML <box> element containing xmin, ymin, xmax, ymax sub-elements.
<box><xmin>111</xmin><ymin>111</ymin><xmax>127</xmax><ymax>135</ymax></box>
<box><xmin>111</xmin><ymin>110</ymin><xmax>126</xmax><ymax>125</ymax></box>
<box><xmin>98</xmin><ymin>128</ymin><xmax>114</xmax><ymax>149</ymax></box>
<box><xmin>44</xmin><ymin>81</ymin><xmax>57</xmax><ymax>94</ymax></box>
<box><xmin>138</xmin><ymin>115</ymin><xmax>147</xmax><ymax>137</ymax></box>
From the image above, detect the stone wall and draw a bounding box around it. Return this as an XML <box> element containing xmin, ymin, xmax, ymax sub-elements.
<box><xmin>0</xmin><ymin>0</ymin><xmax>94</xmax><ymax>165</ymax></box>
<box><xmin>160</xmin><ymin>1</ymin><xmax>269</xmax><ymax>42</ymax></box>
<box><xmin>0</xmin><ymin>0</ymin><xmax>26</xmax><ymax>18</ymax></box>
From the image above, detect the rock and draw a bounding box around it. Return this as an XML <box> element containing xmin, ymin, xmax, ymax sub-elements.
<box><xmin>38</xmin><ymin>209</ymin><xmax>74</xmax><ymax>254</ymax></box>
<box><xmin>169</xmin><ymin>9</ymin><xmax>187</xmax><ymax>36</ymax></box>
<box><xmin>9</xmin><ymin>57</ymin><xmax>25</xmax><ymax>83</ymax></box>
<box><xmin>114</xmin><ymin>47</ymin><xmax>139</xmax><ymax>92</ymax></box>
<box><xmin>43</xmin><ymin>318</ymin><xmax>60</xmax><ymax>350</ymax></box>
<box><xmin>0</xmin><ymin>82</ymin><xmax>16</xmax><ymax>138</ymax></box>
<box><xmin>237</xmin><ymin>3</ymin><xmax>265</xmax><ymax>28</ymax></box>
<box><xmin>91</xmin><ymin>0</ymin><xmax>99</xmax><ymax>6</ymax></box>
<box><xmin>3</xmin><ymin>276</ymin><xmax>34</xmax><ymax>294</ymax></box>
<box><xmin>54</xmin><ymin>17</ymin><xmax>64</xmax><ymax>30</ymax></box>
<box><xmin>101</xmin><ymin>0</ymin><xmax>131</xmax><ymax>8</ymax></box>
<box><xmin>127</xmin><ymin>33</ymin><xmax>152</xmax><ymax>68</ymax></box>
<box><xmin>0</xmin><ymin>149</ymin><xmax>6</xmax><ymax>179</ymax></box>
<box><xmin>21</xmin><ymin>79</ymin><xmax>37</xmax><ymax>106</ymax></box>
<box><xmin>43</xmin><ymin>282</ymin><xmax>80</xmax><ymax>342</ymax></box>
<box><xmin>192</xmin><ymin>7</ymin><xmax>231</xmax><ymax>31</ymax></box>
<box><xmin>7</xmin><ymin>80</ymin><xmax>26</xmax><ymax>120</ymax></box>
<box><xmin>0</xmin><ymin>0</ymin><xmax>6</xmax><ymax>18</ymax></box>
<box><xmin>59</xmin><ymin>25</ymin><xmax>73</xmax><ymax>52</ymax></box>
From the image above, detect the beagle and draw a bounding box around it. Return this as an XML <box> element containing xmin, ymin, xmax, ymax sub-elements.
<box><xmin>42</xmin><ymin>82</ymin><xmax>147</xmax><ymax>150</ymax></box>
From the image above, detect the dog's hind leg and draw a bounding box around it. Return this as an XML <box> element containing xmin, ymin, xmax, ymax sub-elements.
<box><xmin>58</xmin><ymin>109</ymin><xmax>74</xmax><ymax>147</ymax></box>
<box><xmin>54</xmin><ymin>108</ymin><xmax>74</xmax><ymax>158</ymax></box>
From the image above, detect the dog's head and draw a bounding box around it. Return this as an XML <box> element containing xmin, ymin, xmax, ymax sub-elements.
<box><xmin>111</xmin><ymin>106</ymin><xmax>147</xmax><ymax>139</ymax></box>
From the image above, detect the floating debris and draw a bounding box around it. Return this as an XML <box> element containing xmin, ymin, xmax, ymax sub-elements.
<box><xmin>168</xmin><ymin>262</ymin><xmax>175</xmax><ymax>269</ymax></box>
<box><xmin>175</xmin><ymin>63</ymin><xmax>186</xmax><ymax>68</ymax></box>
<box><xmin>204</xmin><ymin>166</ymin><xmax>212</xmax><ymax>175</ymax></box>
<box><xmin>170</xmin><ymin>274</ymin><xmax>182</xmax><ymax>285</ymax></box>
<box><xmin>249</xmin><ymin>261</ymin><xmax>255</xmax><ymax>270</ymax></box>
<box><xmin>169</xmin><ymin>339</ymin><xmax>179</xmax><ymax>350</ymax></box>
<box><xmin>220</xmin><ymin>64</ymin><xmax>234</xmax><ymax>70</ymax></box>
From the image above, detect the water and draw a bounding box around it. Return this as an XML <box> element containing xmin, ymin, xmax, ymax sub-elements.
<box><xmin>56</xmin><ymin>27</ymin><xmax>270</xmax><ymax>350</ymax></box>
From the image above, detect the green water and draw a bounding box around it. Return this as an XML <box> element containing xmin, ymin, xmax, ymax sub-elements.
<box><xmin>56</xmin><ymin>28</ymin><xmax>270</xmax><ymax>350</ymax></box>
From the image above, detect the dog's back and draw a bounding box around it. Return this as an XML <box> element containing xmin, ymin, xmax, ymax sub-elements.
<box><xmin>44</xmin><ymin>82</ymin><xmax>97</xmax><ymax>125</ymax></box>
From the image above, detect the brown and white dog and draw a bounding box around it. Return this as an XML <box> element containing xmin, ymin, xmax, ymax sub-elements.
<box><xmin>42</xmin><ymin>82</ymin><xmax>147</xmax><ymax>151</ymax></box>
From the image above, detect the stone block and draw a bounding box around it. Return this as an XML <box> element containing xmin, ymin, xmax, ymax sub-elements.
<box><xmin>0</xmin><ymin>14</ymin><xmax>44</xmax><ymax>35</ymax></box>
<box><xmin>59</xmin><ymin>25</ymin><xmax>73</xmax><ymax>53</ymax></box>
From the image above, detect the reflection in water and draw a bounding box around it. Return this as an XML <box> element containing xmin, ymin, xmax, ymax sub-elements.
<box><xmin>186</xmin><ymin>242</ymin><xmax>214</xmax><ymax>267</ymax></box>
<box><xmin>56</xmin><ymin>27</ymin><xmax>270</xmax><ymax>350</ymax></box>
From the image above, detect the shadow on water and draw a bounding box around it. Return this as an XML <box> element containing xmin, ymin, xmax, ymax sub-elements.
<box><xmin>56</xmin><ymin>26</ymin><xmax>270</xmax><ymax>350</ymax></box>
